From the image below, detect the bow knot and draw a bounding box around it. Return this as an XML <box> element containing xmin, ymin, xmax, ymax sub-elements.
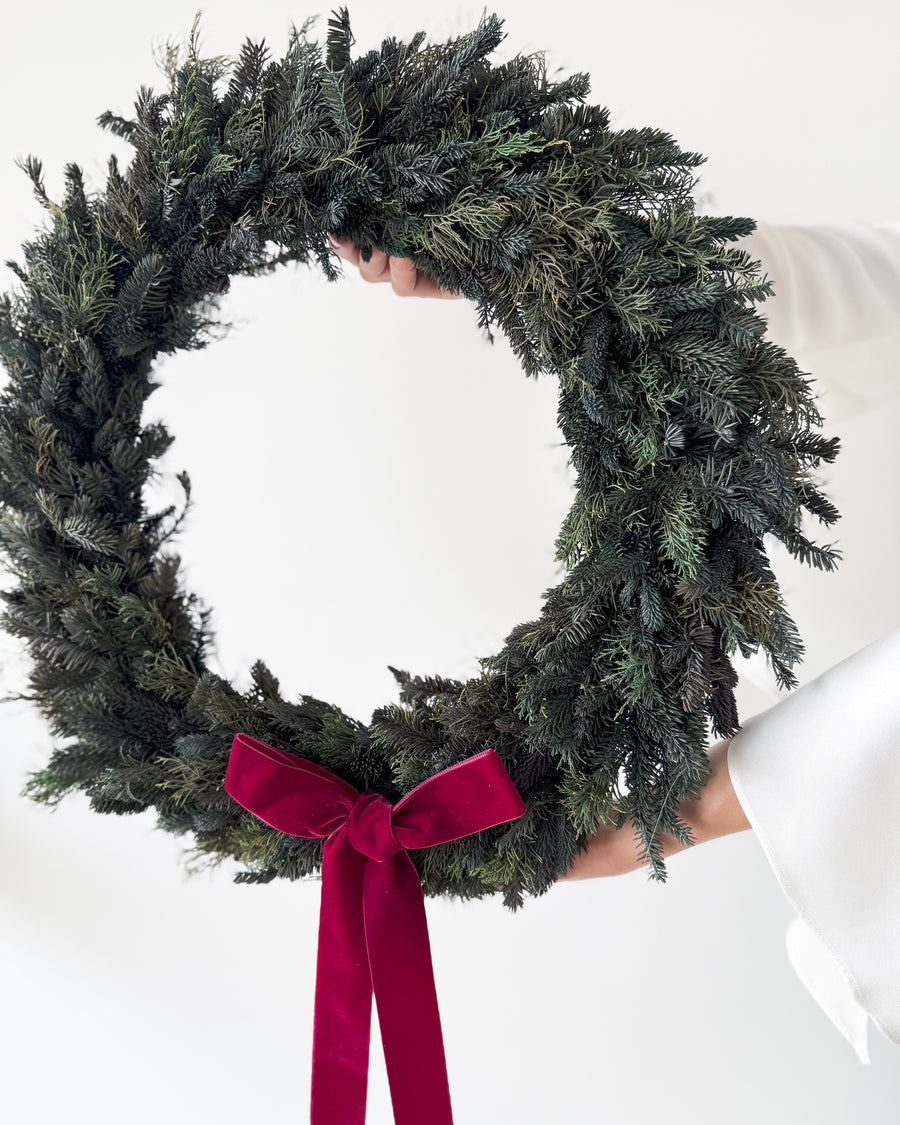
<box><xmin>342</xmin><ymin>789</ymin><xmax>402</xmax><ymax>862</ymax></box>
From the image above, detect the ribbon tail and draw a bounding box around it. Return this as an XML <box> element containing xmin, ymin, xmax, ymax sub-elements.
<box><xmin>310</xmin><ymin>834</ymin><xmax>373</xmax><ymax>1125</ymax></box>
<box><xmin>364</xmin><ymin>853</ymin><xmax>454</xmax><ymax>1125</ymax></box>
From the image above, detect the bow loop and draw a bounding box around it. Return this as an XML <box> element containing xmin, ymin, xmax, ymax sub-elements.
<box><xmin>342</xmin><ymin>790</ymin><xmax>403</xmax><ymax>862</ymax></box>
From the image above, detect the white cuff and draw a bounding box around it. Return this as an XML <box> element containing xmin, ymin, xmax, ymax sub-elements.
<box><xmin>785</xmin><ymin>914</ymin><xmax>870</xmax><ymax>1064</ymax></box>
<box><xmin>726</xmin><ymin>626</ymin><xmax>900</xmax><ymax>1063</ymax></box>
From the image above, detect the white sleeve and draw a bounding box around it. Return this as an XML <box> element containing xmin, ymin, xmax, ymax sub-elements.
<box><xmin>729</xmin><ymin>219</ymin><xmax>900</xmax><ymax>423</ymax></box>
<box><xmin>726</xmin><ymin>625</ymin><xmax>900</xmax><ymax>1065</ymax></box>
<box><xmin>723</xmin><ymin>217</ymin><xmax>900</xmax><ymax>1063</ymax></box>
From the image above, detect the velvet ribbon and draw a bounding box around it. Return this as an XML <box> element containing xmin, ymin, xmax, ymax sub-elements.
<box><xmin>224</xmin><ymin>732</ymin><xmax>528</xmax><ymax>1125</ymax></box>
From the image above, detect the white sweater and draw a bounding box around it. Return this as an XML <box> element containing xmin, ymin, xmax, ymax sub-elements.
<box><xmin>724</xmin><ymin>219</ymin><xmax>900</xmax><ymax>1065</ymax></box>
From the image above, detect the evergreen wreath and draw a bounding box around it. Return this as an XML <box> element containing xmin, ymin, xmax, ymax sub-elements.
<box><xmin>0</xmin><ymin>8</ymin><xmax>842</xmax><ymax>908</ymax></box>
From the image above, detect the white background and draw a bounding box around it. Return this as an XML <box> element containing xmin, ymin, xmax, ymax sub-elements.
<box><xmin>1</xmin><ymin>1</ymin><xmax>899</xmax><ymax>1121</ymax></box>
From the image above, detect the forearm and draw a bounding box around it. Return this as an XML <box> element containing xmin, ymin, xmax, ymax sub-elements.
<box><xmin>662</xmin><ymin>735</ymin><xmax>752</xmax><ymax>853</ymax></box>
<box><xmin>558</xmin><ymin>736</ymin><xmax>751</xmax><ymax>881</ymax></box>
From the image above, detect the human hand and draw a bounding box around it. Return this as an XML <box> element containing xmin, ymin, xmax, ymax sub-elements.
<box><xmin>327</xmin><ymin>233</ymin><xmax>465</xmax><ymax>299</ymax></box>
<box><xmin>556</xmin><ymin>821</ymin><xmax>650</xmax><ymax>881</ymax></box>
<box><xmin>490</xmin><ymin>823</ymin><xmax>638</xmax><ymax>893</ymax></box>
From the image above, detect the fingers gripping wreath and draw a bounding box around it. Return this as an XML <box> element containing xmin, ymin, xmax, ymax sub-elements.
<box><xmin>0</xmin><ymin>8</ymin><xmax>841</xmax><ymax>909</ymax></box>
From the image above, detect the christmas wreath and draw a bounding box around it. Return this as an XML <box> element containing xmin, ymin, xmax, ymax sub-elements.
<box><xmin>0</xmin><ymin>8</ymin><xmax>842</xmax><ymax>910</ymax></box>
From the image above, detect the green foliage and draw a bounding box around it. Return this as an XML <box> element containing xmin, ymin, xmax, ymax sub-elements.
<box><xmin>0</xmin><ymin>7</ymin><xmax>842</xmax><ymax>907</ymax></box>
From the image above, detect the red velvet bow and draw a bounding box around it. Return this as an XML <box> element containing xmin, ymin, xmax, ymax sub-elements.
<box><xmin>225</xmin><ymin>732</ymin><xmax>527</xmax><ymax>1125</ymax></box>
